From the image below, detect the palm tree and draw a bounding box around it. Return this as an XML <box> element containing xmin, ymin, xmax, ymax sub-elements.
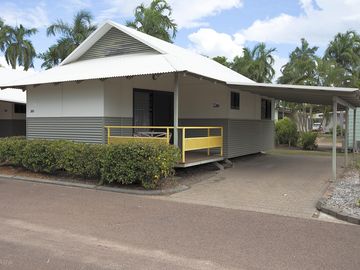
<box><xmin>40</xmin><ymin>10</ymin><xmax>96</xmax><ymax>69</ymax></box>
<box><xmin>126</xmin><ymin>0</ymin><xmax>177</xmax><ymax>43</ymax></box>
<box><xmin>0</xmin><ymin>18</ymin><xmax>10</xmax><ymax>52</ymax></box>
<box><xmin>3</xmin><ymin>24</ymin><xmax>37</xmax><ymax>70</ymax></box>
<box><xmin>324</xmin><ymin>31</ymin><xmax>360</xmax><ymax>87</ymax></box>
<box><xmin>231</xmin><ymin>43</ymin><xmax>276</xmax><ymax>83</ymax></box>
<box><xmin>278</xmin><ymin>38</ymin><xmax>319</xmax><ymax>85</ymax></box>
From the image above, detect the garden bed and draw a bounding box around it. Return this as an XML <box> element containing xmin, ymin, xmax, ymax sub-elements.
<box><xmin>317</xmin><ymin>169</ymin><xmax>360</xmax><ymax>224</ymax></box>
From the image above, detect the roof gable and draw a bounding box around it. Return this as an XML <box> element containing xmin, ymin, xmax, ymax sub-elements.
<box><xmin>78</xmin><ymin>27</ymin><xmax>158</xmax><ymax>62</ymax></box>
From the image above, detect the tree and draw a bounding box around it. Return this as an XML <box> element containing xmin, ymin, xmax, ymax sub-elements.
<box><xmin>126</xmin><ymin>0</ymin><xmax>177</xmax><ymax>43</ymax></box>
<box><xmin>40</xmin><ymin>10</ymin><xmax>97</xmax><ymax>69</ymax></box>
<box><xmin>0</xmin><ymin>18</ymin><xmax>10</xmax><ymax>52</ymax></box>
<box><xmin>324</xmin><ymin>31</ymin><xmax>360</xmax><ymax>87</ymax></box>
<box><xmin>2</xmin><ymin>24</ymin><xmax>37</xmax><ymax>70</ymax></box>
<box><xmin>212</xmin><ymin>56</ymin><xmax>231</xmax><ymax>67</ymax></box>
<box><xmin>278</xmin><ymin>38</ymin><xmax>319</xmax><ymax>85</ymax></box>
<box><xmin>231</xmin><ymin>43</ymin><xmax>276</xmax><ymax>83</ymax></box>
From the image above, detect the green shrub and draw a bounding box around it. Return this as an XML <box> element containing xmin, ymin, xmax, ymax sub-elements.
<box><xmin>299</xmin><ymin>132</ymin><xmax>318</xmax><ymax>150</ymax></box>
<box><xmin>60</xmin><ymin>143</ymin><xmax>103</xmax><ymax>179</ymax></box>
<box><xmin>0</xmin><ymin>138</ymin><xmax>180</xmax><ymax>189</ymax></box>
<box><xmin>0</xmin><ymin>137</ymin><xmax>27</xmax><ymax>166</ymax></box>
<box><xmin>21</xmin><ymin>140</ymin><xmax>70</xmax><ymax>173</ymax></box>
<box><xmin>275</xmin><ymin>117</ymin><xmax>299</xmax><ymax>147</ymax></box>
<box><xmin>101</xmin><ymin>142</ymin><xmax>180</xmax><ymax>189</ymax></box>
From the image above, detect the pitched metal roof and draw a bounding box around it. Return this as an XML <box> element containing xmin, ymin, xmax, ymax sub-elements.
<box><xmin>0</xmin><ymin>21</ymin><xmax>252</xmax><ymax>88</ymax></box>
<box><xmin>1</xmin><ymin>21</ymin><xmax>359</xmax><ymax>107</ymax></box>
<box><xmin>0</xmin><ymin>68</ymin><xmax>28</xmax><ymax>103</ymax></box>
<box><xmin>229</xmin><ymin>82</ymin><xmax>360</xmax><ymax>107</ymax></box>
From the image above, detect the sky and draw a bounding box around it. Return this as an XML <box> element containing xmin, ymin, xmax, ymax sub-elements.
<box><xmin>1</xmin><ymin>0</ymin><xmax>360</xmax><ymax>80</ymax></box>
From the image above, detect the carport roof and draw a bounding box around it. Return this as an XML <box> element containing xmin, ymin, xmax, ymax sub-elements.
<box><xmin>229</xmin><ymin>82</ymin><xmax>360</xmax><ymax>107</ymax></box>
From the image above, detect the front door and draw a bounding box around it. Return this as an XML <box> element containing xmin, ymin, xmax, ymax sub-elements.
<box><xmin>133</xmin><ymin>89</ymin><xmax>174</xmax><ymax>127</ymax></box>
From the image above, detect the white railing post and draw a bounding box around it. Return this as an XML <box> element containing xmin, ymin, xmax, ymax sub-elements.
<box><xmin>173</xmin><ymin>73</ymin><xmax>179</xmax><ymax>147</ymax></box>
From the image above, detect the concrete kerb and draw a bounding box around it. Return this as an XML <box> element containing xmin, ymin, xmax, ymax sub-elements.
<box><xmin>0</xmin><ymin>174</ymin><xmax>190</xmax><ymax>196</ymax></box>
<box><xmin>316</xmin><ymin>184</ymin><xmax>360</xmax><ymax>225</ymax></box>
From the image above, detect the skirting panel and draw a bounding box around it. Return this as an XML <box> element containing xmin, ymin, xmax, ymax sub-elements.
<box><xmin>227</xmin><ymin>119</ymin><xmax>274</xmax><ymax>158</ymax></box>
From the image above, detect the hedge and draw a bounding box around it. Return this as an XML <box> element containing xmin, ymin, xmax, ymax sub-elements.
<box><xmin>0</xmin><ymin>137</ymin><xmax>180</xmax><ymax>189</ymax></box>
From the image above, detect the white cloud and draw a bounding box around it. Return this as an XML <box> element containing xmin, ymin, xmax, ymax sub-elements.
<box><xmin>236</xmin><ymin>0</ymin><xmax>360</xmax><ymax>46</ymax></box>
<box><xmin>98</xmin><ymin>0</ymin><xmax>243</xmax><ymax>28</ymax></box>
<box><xmin>1</xmin><ymin>1</ymin><xmax>49</xmax><ymax>28</ymax></box>
<box><xmin>188</xmin><ymin>28</ymin><xmax>244</xmax><ymax>59</ymax></box>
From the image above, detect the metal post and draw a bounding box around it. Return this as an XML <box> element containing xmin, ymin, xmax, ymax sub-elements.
<box><xmin>332</xmin><ymin>99</ymin><xmax>337</xmax><ymax>181</ymax></box>
<box><xmin>345</xmin><ymin>108</ymin><xmax>349</xmax><ymax>167</ymax></box>
<box><xmin>353</xmin><ymin>109</ymin><xmax>357</xmax><ymax>164</ymax></box>
<box><xmin>173</xmin><ymin>73</ymin><xmax>179</xmax><ymax>147</ymax></box>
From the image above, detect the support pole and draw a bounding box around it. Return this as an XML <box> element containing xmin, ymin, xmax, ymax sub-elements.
<box><xmin>173</xmin><ymin>73</ymin><xmax>179</xmax><ymax>147</ymax></box>
<box><xmin>332</xmin><ymin>98</ymin><xmax>337</xmax><ymax>181</ymax></box>
<box><xmin>353</xmin><ymin>109</ymin><xmax>357</xmax><ymax>164</ymax></box>
<box><xmin>345</xmin><ymin>108</ymin><xmax>349</xmax><ymax>167</ymax></box>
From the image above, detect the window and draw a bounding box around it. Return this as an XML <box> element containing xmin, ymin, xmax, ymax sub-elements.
<box><xmin>14</xmin><ymin>103</ymin><xmax>26</xmax><ymax>114</ymax></box>
<box><xmin>231</xmin><ymin>92</ymin><xmax>240</xmax><ymax>110</ymax></box>
<box><xmin>261</xmin><ymin>99</ymin><xmax>272</xmax><ymax>120</ymax></box>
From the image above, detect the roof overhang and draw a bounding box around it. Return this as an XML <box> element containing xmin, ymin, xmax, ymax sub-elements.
<box><xmin>229</xmin><ymin>82</ymin><xmax>360</xmax><ymax>108</ymax></box>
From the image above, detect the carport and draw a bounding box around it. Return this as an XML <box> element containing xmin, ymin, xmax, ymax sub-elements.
<box><xmin>230</xmin><ymin>82</ymin><xmax>360</xmax><ymax>181</ymax></box>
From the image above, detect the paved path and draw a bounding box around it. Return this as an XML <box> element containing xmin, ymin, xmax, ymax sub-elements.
<box><xmin>0</xmin><ymin>177</ymin><xmax>359</xmax><ymax>270</ymax></box>
<box><xmin>164</xmin><ymin>154</ymin><xmax>342</xmax><ymax>219</ymax></box>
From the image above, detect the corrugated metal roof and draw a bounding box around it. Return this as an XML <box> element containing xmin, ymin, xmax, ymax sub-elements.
<box><xmin>0</xmin><ymin>68</ymin><xmax>28</xmax><ymax>103</ymax></box>
<box><xmin>0</xmin><ymin>21</ymin><xmax>253</xmax><ymax>88</ymax></box>
<box><xmin>1</xmin><ymin>21</ymin><xmax>359</xmax><ymax>107</ymax></box>
<box><xmin>0</xmin><ymin>88</ymin><xmax>26</xmax><ymax>104</ymax></box>
<box><xmin>229</xmin><ymin>82</ymin><xmax>360</xmax><ymax>107</ymax></box>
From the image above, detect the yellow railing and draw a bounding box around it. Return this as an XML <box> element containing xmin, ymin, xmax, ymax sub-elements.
<box><xmin>179</xmin><ymin>126</ymin><xmax>223</xmax><ymax>163</ymax></box>
<box><xmin>104</xmin><ymin>126</ymin><xmax>223</xmax><ymax>163</ymax></box>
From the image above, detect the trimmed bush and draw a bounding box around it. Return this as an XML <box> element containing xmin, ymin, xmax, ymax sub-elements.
<box><xmin>21</xmin><ymin>140</ymin><xmax>70</xmax><ymax>173</ymax></box>
<box><xmin>275</xmin><ymin>117</ymin><xmax>299</xmax><ymax>147</ymax></box>
<box><xmin>60</xmin><ymin>143</ymin><xmax>103</xmax><ymax>179</ymax></box>
<box><xmin>0</xmin><ymin>137</ymin><xmax>27</xmax><ymax>166</ymax></box>
<box><xmin>101</xmin><ymin>142</ymin><xmax>180</xmax><ymax>189</ymax></box>
<box><xmin>299</xmin><ymin>132</ymin><xmax>318</xmax><ymax>150</ymax></box>
<box><xmin>0</xmin><ymin>137</ymin><xmax>180</xmax><ymax>189</ymax></box>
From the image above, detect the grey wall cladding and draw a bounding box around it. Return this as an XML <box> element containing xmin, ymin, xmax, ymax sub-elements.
<box><xmin>180</xmin><ymin>118</ymin><xmax>274</xmax><ymax>159</ymax></box>
<box><xmin>27</xmin><ymin>117</ymin><xmax>104</xmax><ymax>143</ymax></box>
<box><xmin>228</xmin><ymin>119</ymin><xmax>274</xmax><ymax>158</ymax></box>
<box><xmin>0</xmin><ymin>120</ymin><xmax>26</xmax><ymax>137</ymax></box>
<box><xmin>79</xmin><ymin>27</ymin><xmax>158</xmax><ymax>61</ymax></box>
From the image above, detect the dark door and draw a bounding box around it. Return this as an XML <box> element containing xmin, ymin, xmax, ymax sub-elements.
<box><xmin>133</xmin><ymin>89</ymin><xmax>173</xmax><ymax>127</ymax></box>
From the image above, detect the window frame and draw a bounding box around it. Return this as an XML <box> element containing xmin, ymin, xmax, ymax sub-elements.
<box><xmin>14</xmin><ymin>103</ymin><xmax>26</xmax><ymax>114</ymax></box>
<box><xmin>261</xmin><ymin>98</ymin><xmax>272</xmax><ymax>120</ymax></box>
<box><xmin>230</xmin><ymin>91</ymin><xmax>240</xmax><ymax>110</ymax></box>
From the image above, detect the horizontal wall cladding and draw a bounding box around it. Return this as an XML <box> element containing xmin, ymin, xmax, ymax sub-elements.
<box><xmin>348</xmin><ymin>109</ymin><xmax>360</xmax><ymax>148</ymax></box>
<box><xmin>26</xmin><ymin>117</ymin><xmax>104</xmax><ymax>143</ymax></box>
<box><xmin>228</xmin><ymin>119</ymin><xmax>274</xmax><ymax>158</ymax></box>
<box><xmin>0</xmin><ymin>119</ymin><xmax>26</xmax><ymax>137</ymax></box>
<box><xmin>79</xmin><ymin>28</ymin><xmax>157</xmax><ymax>61</ymax></box>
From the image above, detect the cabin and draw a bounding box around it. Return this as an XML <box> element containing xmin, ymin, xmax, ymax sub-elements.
<box><xmin>1</xmin><ymin>21</ymin><xmax>360</xmax><ymax>176</ymax></box>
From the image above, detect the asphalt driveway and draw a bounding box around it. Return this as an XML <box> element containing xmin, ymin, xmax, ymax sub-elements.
<box><xmin>164</xmin><ymin>153</ymin><xmax>343</xmax><ymax>219</ymax></box>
